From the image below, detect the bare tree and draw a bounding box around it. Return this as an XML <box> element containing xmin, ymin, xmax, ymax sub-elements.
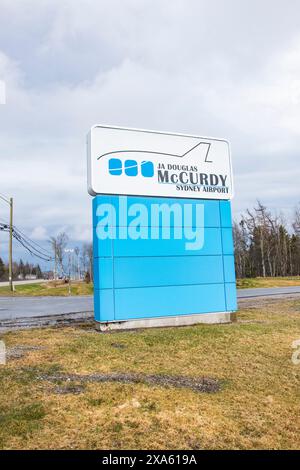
<box><xmin>234</xmin><ymin>202</ymin><xmax>300</xmax><ymax>278</ymax></box>
<box><xmin>293</xmin><ymin>205</ymin><xmax>300</xmax><ymax>235</ymax></box>
<box><xmin>82</xmin><ymin>242</ymin><xmax>93</xmax><ymax>282</ymax></box>
<box><xmin>74</xmin><ymin>246</ymin><xmax>80</xmax><ymax>280</ymax></box>
<box><xmin>49</xmin><ymin>232</ymin><xmax>69</xmax><ymax>279</ymax></box>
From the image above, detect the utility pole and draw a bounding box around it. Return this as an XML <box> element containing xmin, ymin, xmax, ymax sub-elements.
<box><xmin>0</xmin><ymin>193</ymin><xmax>13</xmax><ymax>292</ymax></box>
<box><xmin>64</xmin><ymin>248</ymin><xmax>74</xmax><ymax>296</ymax></box>
<box><xmin>74</xmin><ymin>247</ymin><xmax>80</xmax><ymax>280</ymax></box>
<box><xmin>9</xmin><ymin>197</ymin><xmax>13</xmax><ymax>292</ymax></box>
<box><xmin>54</xmin><ymin>240</ymin><xmax>57</xmax><ymax>280</ymax></box>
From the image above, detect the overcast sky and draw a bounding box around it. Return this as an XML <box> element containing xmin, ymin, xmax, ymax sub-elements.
<box><xmin>0</xmin><ymin>0</ymin><xmax>300</xmax><ymax>264</ymax></box>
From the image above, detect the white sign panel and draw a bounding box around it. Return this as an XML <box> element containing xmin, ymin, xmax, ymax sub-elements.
<box><xmin>87</xmin><ymin>125</ymin><xmax>233</xmax><ymax>200</ymax></box>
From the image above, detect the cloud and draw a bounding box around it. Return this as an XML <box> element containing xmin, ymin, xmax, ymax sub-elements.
<box><xmin>29</xmin><ymin>226</ymin><xmax>48</xmax><ymax>240</ymax></box>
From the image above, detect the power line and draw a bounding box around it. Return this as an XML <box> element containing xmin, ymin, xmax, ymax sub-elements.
<box><xmin>13</xmin><ymin>232</ymin><xmax>52</xmax><ymax>261</ymax></box>
<box><xmin>0</xmin><ymin>221</ymin><xmax>52</xmax><ymax>257</ymax></box>
<box><xmin>0</xmin><ymin>192</ymin><xmax>10</xmax><ymax>203</ymax></box>
<box><xmin>14</xmin><ymin>225</ymin><xmax>51</xmax><ymax>255</ymax></box>
<box><xmin>14</xmin><ymin>231</ymin><xmax>52</xmax><ymax>261</ymax></box>
<box><xmin>13</xmin><ymin>226</ymin><xmax>52</xmax><ymax>258</ymax></box>
<box><xmin>0</xmin><ymin>223</ymin><xmax>53</xmax><ymax>261</ymax></box>
<box><xmin>1</xmin><ymin>226</ymin><xmax>50</xmax><ymax>261</ymax></box>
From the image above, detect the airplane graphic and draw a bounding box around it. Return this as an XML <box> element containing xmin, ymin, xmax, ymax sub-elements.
<box><xmin>97</xmin><ymin>141</ymin><xmax>212</xmax><ymax>163</ymax></box>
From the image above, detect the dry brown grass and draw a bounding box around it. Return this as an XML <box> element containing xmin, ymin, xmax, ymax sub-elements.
<box><xmin>237</xmin><ymin>276</ymin><xmax>300</xmax><ymax>289</ymax></box>
<box><xmin>0</xmin><ymin>297</ymin><xmax>300</xmax><ymax>449</ymax></box>
<box><xmin>0</xmin><ymin>281</ymin><xmax>93</xmax><ymax>297</ymax></box>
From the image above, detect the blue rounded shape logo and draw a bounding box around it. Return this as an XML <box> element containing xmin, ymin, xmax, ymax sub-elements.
<box><xmin>125</xmin><ymin>160</ymin><xmax>138</xmax><ymax>176</ymax></box>
<box><xmin>141</xmin><ymin>161</ymin><xmax>154</xmax><ymax>177</ymax></box>
<box><xmin>108</xmin><ymin>158</ymin><xmax>154</xmax><ymax>178</ymax></box>
<box><xmin>109</xmin><ymin>158</ymin><xmax>122</xmax><ymax>175</ymax></box>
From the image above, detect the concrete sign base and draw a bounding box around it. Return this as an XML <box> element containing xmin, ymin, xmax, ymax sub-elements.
<box><xmin>95</xmin><ymin>311</ymin><xmax>236</xmax><ymax>331</ymax></box>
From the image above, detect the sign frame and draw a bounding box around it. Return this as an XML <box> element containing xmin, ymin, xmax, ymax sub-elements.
<box><xmin>87</xmin><ymin>124</ymin><xmax>234</xmax><ymax>200</ymax></box>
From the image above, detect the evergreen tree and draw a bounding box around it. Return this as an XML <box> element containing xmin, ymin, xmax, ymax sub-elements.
<box><xmin>0</xmin><ymin>257</ymin><xmax>6</xmax><ymax>281</ymax></box>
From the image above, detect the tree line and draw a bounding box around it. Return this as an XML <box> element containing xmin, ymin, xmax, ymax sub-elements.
<box><xmin>233</xmin><ymin>201</ymin><xmax>300</xmax><ymax>278</ymax></box>
<box><xmin>0</xmin><ymin>258</ymin><xmax>43</xmax><ymax>282</ymax></box>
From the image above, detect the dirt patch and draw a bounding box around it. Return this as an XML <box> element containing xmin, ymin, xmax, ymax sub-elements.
<box><xmin>238</xmin><ymin>319</ymin><xmax>270</xmax><ymax>324</ymax></box>
<box><xmin>37</xmin><ymin>372</ymin><xmax>221</xmax><ymax>393</ymax></box>
<box><xmin>111</xmin><ymin>343</ymin><xmax>127</xmax><ymax>349</ymax></box>
<box><xmin>7</xmin><ymin>345</ymin><xmax>46</xmax><ymax>360</ymax></box>
<box><xmin>238</xmin><ymin>294</ymin><xmax>300</xmax><ymax>310</ymax></box>
<box><xmin>53</xmin><ymin>384</ymin><xmax>86</xmax><ymax>395</ymax></box>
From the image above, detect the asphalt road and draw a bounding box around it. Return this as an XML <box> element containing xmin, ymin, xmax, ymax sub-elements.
<box><xmin>0</xmin><ymin>295</ymin><xmax>93</xmax><ymax>320</ymax></box>
<box><xmin>0</xmin><ymin>286</ymin><xmax>300</xmax><ymax>324</ymax></box>
<box><xmin>236</xmin><ymin>286</ymin><xmax>300</xmax><ymax>298</ymax></box>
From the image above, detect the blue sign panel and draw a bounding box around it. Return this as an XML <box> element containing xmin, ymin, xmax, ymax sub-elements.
<box><xmin>92</xmin><ymin>195</ymin><xmax>237</xmax><ymax>324</ymax></box>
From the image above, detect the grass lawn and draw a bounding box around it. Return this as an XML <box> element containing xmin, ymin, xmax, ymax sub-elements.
<box><xmin>236</xmin><ymin>276</ymin><xmax>300</xmax><ymax>289</ymax></box>
<box><xmin>0</xmin><ymin>297</ymin><xmax>300</xmax><ymax>449</ymax></box>
<box><xmin>0</xmin><ymin>281</ymin><xmax>93</xmax><ymax>297</ymax></box>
